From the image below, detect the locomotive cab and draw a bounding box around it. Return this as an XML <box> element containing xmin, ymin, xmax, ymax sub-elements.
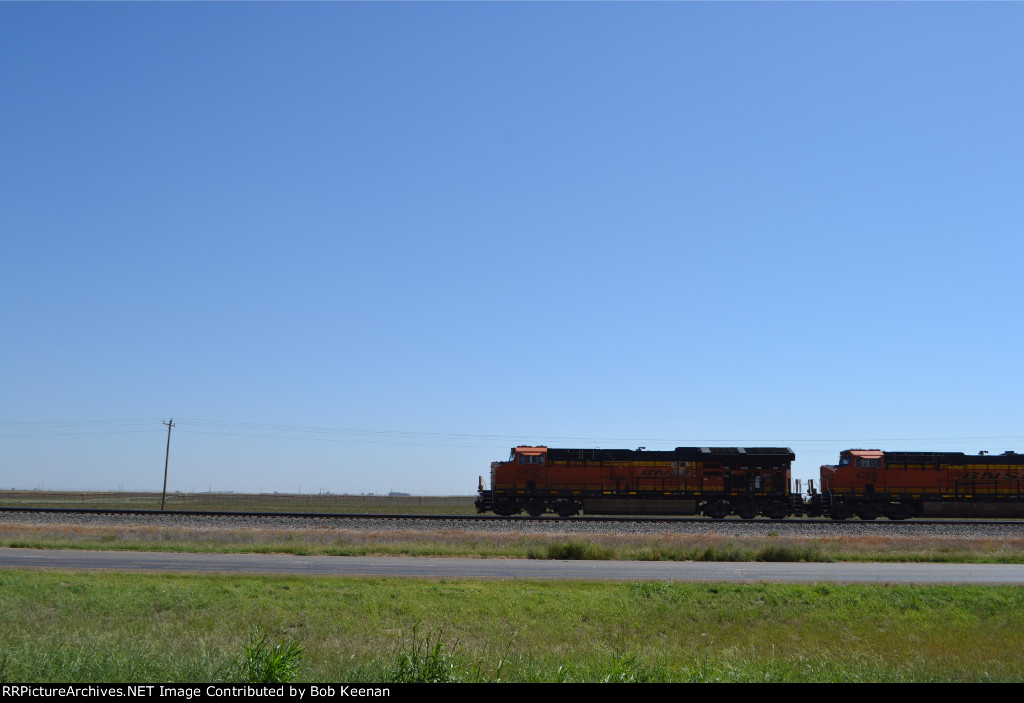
<box><xmin>837</xmin><ymin>450</ymin><xmax>884</xmax><ymax>470</ymax></box>
<box><xmin>825</xmin><ymin>450</ymin><xmax>885</xmax><ymax>495</ymax></box>
<box><xmin>513</xmin><ymin>446</ymin><xmax>547</xmax><ymax>465</ymax></box>
<box><xmin>475</xmin><ymin>446</ymin><xmax>552</xmax><ymax>516</ymax></box>
<box><xmin>819</xmin><ymin>449</ymin><xmax>911</xmax><ymax>520</ymax></box>
<box><xmin>508</xmin><ymin>446</ymin><xmax>547</xmax><ymax>493</ymax></box>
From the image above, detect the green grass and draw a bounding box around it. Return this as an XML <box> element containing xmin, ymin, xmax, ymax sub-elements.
<box><xmin>386</xmin><ymin>625</ymin><xmax>466</xmax><ymax>683</ymax></box>
<box><xmin>531</xmin><ymin>540</ymin><xmax>616</xmax><ymax>560</ymax></box>
<box><xmin>234</xmin><ymin>625</ymin><xmax>303</xmax><ymax>683</ymax></box>
<box><xmin>1</xmin><ymin>570</ymin><xmax>1022</xmax><ymax>682</ymax></box>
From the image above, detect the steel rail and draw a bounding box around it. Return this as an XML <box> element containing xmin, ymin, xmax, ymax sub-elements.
<box><xmin>1</xmin><ymin>506</ymin><xmax>1023</xmax><ymax>526</ymax></box>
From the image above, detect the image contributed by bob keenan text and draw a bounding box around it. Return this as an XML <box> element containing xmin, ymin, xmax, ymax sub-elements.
<box><xmin>0</xmin><ymin>685</ymin><xmax>395</xmax><ymax>699</ymax></box>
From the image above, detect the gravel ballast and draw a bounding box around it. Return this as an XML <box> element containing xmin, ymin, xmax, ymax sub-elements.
<box><xmin>2</xmin><ymin>510</ymin><xmax>1023</xmax><ymax>540</ymax></box>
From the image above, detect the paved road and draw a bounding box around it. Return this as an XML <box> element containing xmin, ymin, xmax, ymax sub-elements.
<box><xmin>3</xmin><ymin>548</ymin><xmax>1024</xmax><ymax>584</ymax></box>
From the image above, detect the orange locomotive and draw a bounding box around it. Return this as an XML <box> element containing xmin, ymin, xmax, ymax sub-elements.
<box><xmin>475</xmin><ymin>445</ymin><xmax>799</xmax><ymax>519</ymax></box>
<box><xmin>812</xmin><ymin>449</ymin><xmax>1024</xmax><ymax>520</ymax></box>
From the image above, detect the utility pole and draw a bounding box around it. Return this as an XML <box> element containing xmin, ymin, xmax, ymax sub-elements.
<box><xmin>161</xmin><ymin>418</ymin><xmax>175</xmax><ymax>510</ymax></box>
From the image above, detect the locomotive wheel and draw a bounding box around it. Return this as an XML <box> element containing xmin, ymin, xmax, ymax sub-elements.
<box><xmin>830</xmin><ymin>505</ymin><xmax>852</xmax><ymax>521</ymax></box>
<box><xmin>704</xmin><ymin>502</ymin><xmax>728</xmax><ymax>520</ymax></box>
<box><xmin>526</xmin><ymin>502</ymin><xmax>546</xmax><ymax>517</ymax></box>
<box><xmin>886</xmin><ymin>504</ymin><xmax>914</xmax><ymax>520</ymax></box>
<box><xmin>493</xmin><ymin>500</ymin><xmax>517</xmax><ymax>517</ymax></box>
<box><xmin>857</xmin><ymin>506</ymin><xmax>879</xmax><ymax>521</ymax></box>
<box><xmin>737</xmin><ymin>506</ymin><xmax>757</xmax><ymax>520</ymax></box>
<box><xmin>555</xmin><ymin>501</ymin><xmax>579</xmax><ymax>518</ymax></box>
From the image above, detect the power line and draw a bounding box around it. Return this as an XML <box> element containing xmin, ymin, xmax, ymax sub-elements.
<box><xmin>2</xmin><ymin>417</ymin><xmax>1023</xmax><ymax>449</ymax></box>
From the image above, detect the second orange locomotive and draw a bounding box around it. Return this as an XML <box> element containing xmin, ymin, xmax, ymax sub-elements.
<box><xmin>813</xmin><ymin>448</ymin><xmax>1024</xmax><ymax>519</ymax></box>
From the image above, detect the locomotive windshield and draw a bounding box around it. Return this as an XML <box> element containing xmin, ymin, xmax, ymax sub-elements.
<box><xmin>512</xmin><ymin>446</ymin><xmax>547</xmax><ymax>464</ymax></box>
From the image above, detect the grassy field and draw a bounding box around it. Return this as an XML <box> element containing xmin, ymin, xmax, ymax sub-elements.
<box><xmin>0</xmin><ymin>490</ymin><xmax>477</xmax><ymax>515</ymax></box>
<box><xmin>3</xmin><ymin>492</ymin><xmax>1023</xmax><ymax>683</ymax></box>
<box><xmin>1</xmin><ymin>569</ymin><xmax>1022</xmax><ymax>683</ymax></box>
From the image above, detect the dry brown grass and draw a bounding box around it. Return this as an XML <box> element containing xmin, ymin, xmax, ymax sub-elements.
<box><xmin>3</xmin><ymin>520</ymin><xmax>1024</xmax><ymax>562</ymax></box>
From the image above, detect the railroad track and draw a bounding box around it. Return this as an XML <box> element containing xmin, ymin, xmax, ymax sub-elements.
<box><xmin>2</xmin><ymin>505</ymin><xmax>1024</xmax><ymax>528</ymax></box>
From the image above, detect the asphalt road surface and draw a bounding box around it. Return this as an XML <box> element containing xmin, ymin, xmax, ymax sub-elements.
<box><xmin>3</xmin><ymin>548</ymin><xmax>1024</xmax><ymax>584</ymax></box>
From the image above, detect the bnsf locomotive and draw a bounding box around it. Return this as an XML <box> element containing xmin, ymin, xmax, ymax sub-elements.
<box><xmin>475</xmin><ymin>445</ymin><xmax>801</xmax><ymax>519</ymax></box>
<box><xmin>811</xmin><ymin>448</ymin><xmax>1024</xmax><ymax>520</ymax></box>
<box><xmin>476</xmin><ymin>445</ymin><xmax>1024</xmax><ymax>520</ymax></box>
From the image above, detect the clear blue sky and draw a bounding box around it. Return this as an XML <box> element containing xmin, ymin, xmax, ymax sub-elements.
<box><xmin>2</xmin><ymin>2</ymin><xmax>1022</xmax><ymax>495</ymax></box>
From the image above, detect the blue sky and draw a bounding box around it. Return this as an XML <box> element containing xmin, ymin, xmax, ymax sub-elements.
<box><xmin>2</xmin><ymin>2</ymin><xmax>1022</xmax><ymax>495</ymax></box>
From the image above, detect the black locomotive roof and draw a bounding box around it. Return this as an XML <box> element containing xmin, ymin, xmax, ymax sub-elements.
<box><xmin>544</xmin><ymin>447</ymin><xmax>795</xmax><ymax>462</ymax></box>
<box><xmin>885</xmin><ymin>451</ymin><xmax>1022</xmax><ymax>466</ymax></box>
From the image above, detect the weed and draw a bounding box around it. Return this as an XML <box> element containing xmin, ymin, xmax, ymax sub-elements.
<box><xmin>756</xmin><ymin>543</ymin><xmax>826</xmax><ymax>562</ymax></box>
<box><xmin>680</xmin><ymin>658</ymin><xmax>722</xmax><ymax>683</ymax></box>
<box><xmin>556</xmin><ymin>633</ymin><xmax>670</xmax><ymax>683</ymax></box>
<box><xmin>234</xmin><ymin>625</ymin><xmax>303</xmax><ymax>683</ymax></box>
<box><xmin>697</xmin><ymin>544</ymin><xmax>747</xmax><ymax>561</ymax></box>
<box><xmin>545</xmin><ymin>541</ymin><xmax>614</xmax><ymax>560</ymax></box>
<box><xmin>388</xmin><ymin>625</ymin><xmax>465</xmax><ymax>683</ymax></box>
<box><xmin>600</xmin><ymin>651</ymin><xmax>666</xmax><ymax>683</ymax></box>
